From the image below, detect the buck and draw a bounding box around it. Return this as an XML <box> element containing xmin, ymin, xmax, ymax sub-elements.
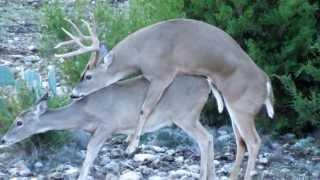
<box><xmin>0</xmin><ymin>75</ymin><xmax>216</xmax><ymax>180</ymax></box>
<box><xmin>54</xmin><ymin>18</ymin><xmax>274</xmax><ymax>180</ymax></box>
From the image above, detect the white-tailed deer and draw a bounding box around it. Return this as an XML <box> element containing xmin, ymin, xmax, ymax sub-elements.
<box><xmin>0</xmin><ymin>75</ymin><xmax>215</xmax><ymax>180</ymax></box>
<box><xmin>55</xmin><ymin>18</ymin><xmax>274</xmax><ymax>180</ymax></box>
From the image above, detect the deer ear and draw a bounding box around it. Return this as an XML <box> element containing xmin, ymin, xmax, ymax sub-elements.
<box><xmin>97</xmin><ymin>43</ymin><xmax>109</xmax><ymax>65</ymax></box>
<box><xmin>103</xmin><ymin>52</ymin><xmax>113</xmax><ymax>69</ymax></box>
<box><xmin>36</xmin><ymin>101</ymin><xmax>48</xmax><ymax>115</ymax></box>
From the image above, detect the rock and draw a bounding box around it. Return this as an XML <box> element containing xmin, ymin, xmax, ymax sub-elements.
<box><xmin>110</xmin><ymin>148</ymin><xmax>125</xmax><ymax>158</ymax></box>
<box><xmin>0</xmin><ymin>172</ymin><xmax>9</xmax><ymax>179</ymax></box>
<box><xmin>282</xmin><ymin>133</ymin><xmax>296</xmax><ymax>141</ymax></box>
<box><xmin>175</xmin><ymin>156</ymin><xmax>184</xmax><ymax>163</ymax></box>
<box><xmin>34</xmin><ymin>161</ymin><xmax>43</xmax><ymax>169</ymax></box>
<box><xmin>220</xmin><ymin>176</ymin><xmax>228</xmax><ymax>180</ymax></box>
<box><xmin>69</xmin><ymin>130</ymin><xmax>90</xmax><ymax>149</ymax></box>
<box><xmin>257</xmin><ymin>165</ymin><xmax>264</xmax><ymax>170</ymax></box>
<box><xmin>119</xmin><ymin>170</ymin><xmax>141</xmax><ymax>180</ymax></box>
<box><xmin>64</xmin><ymin>165</ymin><xmax>79</xmax><ymax>179</ymax></box>
<box><xmin>219</xmin><ymin>163</ymin><xmax>232</xmax><ymax>174</ymax></box>
<box><xmin>150</xmin><ymin>146</ymin><xmax>166</xmax><ymax>153</ymax></box>
<box><xmin>169</xmin><ymin>169</ymin><xmax>192</xmax><ymax>179</ymax></box>
<box><xmin>139</xmin><ymin>165</ymin><xmax>153</xmax><ymax>176</ymax></box>
<box><xmin>105</xmin><ymin>173</ymin><xmax>118</xmax><ymax>180</ymax></box>
<box><xmin>133</xmin><ymin>153</ymin><xmax>157</xmax><ymax>162</ymax></box>
<box><xmin>48</xmin><ymin>171</ymin><xmax>63</xmax><ymax>179</ymax></box>
<box><xmin>104</xmin><ymin>161</ymin><xmax>120</xmax><ymax>174</ymax></box>
<box><xmin>217</xmin><ymin>134</ymin><xmax>232</xmax><ymax>144</ymax></box>
<box><xmin>27</xmin><ymin>44</ymin><xmax>37</xmax><ymax>52</ymax></box>
<box><xmin>280</xmin><ymin>168</ymin><xmax>290</xmax><ymax>173</ymax></box>
<box><xmin>9</xmin><ymin>160</ymin><xmax>32</xmax><ymax>176</ymax></box>
<box><xmin>293</xmin><ymin>137</ymin><xmax>315</xmax><ymax>149</ymax></box>
<box><xmin>250</xmin><ymin>170</ymin><xmax>258</xmax><ymax>176</ymax></box>
<box><xmin>258</xmin><ymin>156</ymin><xmax>268</xmax><ymax>164</ymax></box>
<box><xmin>217</xmin><ymin>126</ymin><xmax>233</xmax><ymax>134</ymax></box>
<box><xmin>187</xmin><ymin>165</ymin><xmax>200</xmax><ymax>174</ymax></box>
<box><xmin>24</xmin><ymin>55</ymin><xmax>41</xmax><ymax>63</ymax></box>
<box><xmin>149</xmin><ymin>176</ymin><xmax>166</xmax><ymax>180</ymax></box>
<box><xmin>167</xmin><ymin>149</ymin><xmax>175</xmax><ymax>156</ymax></box>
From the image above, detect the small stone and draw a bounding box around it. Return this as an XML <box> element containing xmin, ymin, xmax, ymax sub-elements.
<box><xmin>175</xmin><ymin>156</ymin><xmax>184</xmax><ymax>163</ymax></box>
<box><xmin>150</xmin><ymin>146</ymin><xmax>166</xmax><ymax>153</ymax></box>
<box><xmin>139</xmin><ymin>166</ymin><xmax>153</xmax><ymax>176</ymax></box>
<box><xmin>133</xmin><ymin>153</ymin><xmax>157</xmax><ymax>162</ymax></box>
<box><xmin>105</xmin><ymin>173</ymin><xmax>118</xmax><ymax>180</ymax></box>
<box><xmin>64</xmin><ymin>165</ymin><xmax>79</xmax><ymax>178</ymax></box>
<box><xmin>34</xmin><ymin>161</ymin><xmax>43</xmax><ymax>169</ymax></box>
<box><xmin>250</xmin><ymin>170</ymin><xmax>258</xmax><ymax>176</ymax></box>
<box><xmin>167</xmin><ymin>149</ymin><xmax>175</xmax><ymax>156</ymax></box>
<box><xmin>187</xmin><ymin>165</ymin><xmax>200</xmax><ymax>174</ymax></box>
<box><xmin>281</xmin><ymin>168</ymin><xmax>290</xmax><ymax>173</ymax></box>
<box><xmin>24</xmin><ymin>55</ymin><xmax>41</xmax><ymax>63</ymax></box>
<box><xmin>27</xmin><ymin>45</ymin><xmax>37</xmax><ymax>52</ymax></box>
<box><xmin>9</xmin><ymin>160</ymin><xmax>32</xmax><ymax>176</ymax></box>
<box><xmin>219</xmin><ymin>164</ymin><xmax>232</xmax><ymax>174</ymax></box>
<box><xmin>119</xmin><ymin>170</ymin><xmax>141</xmax><ymax>180</ymax></box>
<box><xmin>257</xmin><ymin>165</ymin><xmax>264</xmax><ymax>170</ymax></box>
<box><xmin>259</xmin><ymin>157</ymin><xmax>268</xmax><ymax>164</ymax></box>
<box><xmin>48</xmin><ymin>172</ymin><xmax>63</xmax><ymax>179</ymax></box>
<box><xmin>149</xmin><ymin>176</ymin><xmax>166</xmax><ymax>180</ymax></box>
<box><xmin>110</xmin><ymin>148</ymin><xmax>124</xmax><ymax>158</ymax></box>
<box><xmin>217</xmin><ymin>134</ymin><xmax>232</xmax><ymax>143</ymax></box>
<box><xmin>104</xmin><ymin>161</ymin><xmax>120</xmax><ymax>174</ymax></box>
<box><xmin>169</xmin><ymin>169</ymin><xmax>192</xmax><ymax>179</ymax></box>
<box><xmin>220</xmin><ymin>176</ymin><xmax>228</xmax><ymax>180</ymax></box>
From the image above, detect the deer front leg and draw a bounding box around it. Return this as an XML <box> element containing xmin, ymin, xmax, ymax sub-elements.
<box><xmin>126</xmin><ymin>76</ymin><xmax>175</xmax><ymax>154</ymax></box>
<box><xmin>78</xmin><ymin>128</ymin><xmax>111</xmax><ymax>180</ymax></box>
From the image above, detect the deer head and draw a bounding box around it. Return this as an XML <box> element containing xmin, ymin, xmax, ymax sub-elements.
<box><xmin>55</xmin><ymin>17</ymin><xmax>138</xmax><ymax>97</ymax></box>
<box><xmin>0</xmin><ymin>94</ymin><xmax>49</xmax><ymax>148</ymax></box>
<box><xmin>54</xmin><ymin>16</ymin><xmax>108</xmax><ymax>79</ymax></box>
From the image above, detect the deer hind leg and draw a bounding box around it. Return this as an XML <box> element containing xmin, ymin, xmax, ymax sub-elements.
<box><xmin>225</xmin><ymin>102</ymin><xmax>261</xmax><ymax>180</ymax></box>
<box><xmin>175</xmin><ymin>116</ymin><xmax>215</xmax><ymax>180</ymax></box>
<box><xmin>126</xmin><ymin>75</ymin><xmax>176</xmax><ymax>154</ymax></box>
<box><xmin>229</xmin><ymin>121</ymin><xmax>246</xmax><ymax>180</ymax></box>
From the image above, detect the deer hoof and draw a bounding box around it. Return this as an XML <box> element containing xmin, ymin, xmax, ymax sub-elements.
<box><xmin>126</xmin><ymin>140</ymin><xmax>139</xmax><ymax>154</ymax></box>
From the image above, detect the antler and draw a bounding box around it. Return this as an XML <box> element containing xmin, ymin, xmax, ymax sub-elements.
<box><xmin>54</xmin><ymin>17</ymin><xmax>100</xmax><ymax>59</ymax></box>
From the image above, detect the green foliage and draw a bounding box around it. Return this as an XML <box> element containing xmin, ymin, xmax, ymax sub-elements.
<box><xmin>48</xmin><ymin>66</ymin><xmax>57</xmax><ymax>96</ymax></box>
<box><xmin>42</xmin><ymin>0</ymin><xmax>185</xmax><ymax>85</ymax></box>
<box><xmin>184</xmin><ymin>0</ymin><xmax>320</xmax><ymax>135</ymax></box>
<box><xmin>94</xmin><ymin>0</ymin><xmax>185</xmax><ymax>47</ymax></box>
<box><xmin>47</xmin><ymin>95</ymin><xmax>71</xmax><ymax>109</ymax></box>
<box><xmin>0</xmin><ymin>66</ymin><xmax>15</xmax><ymax>87</ymax></box>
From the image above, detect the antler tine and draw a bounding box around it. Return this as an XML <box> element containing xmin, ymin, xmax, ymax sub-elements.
<box><xmin>61</xmin><ymin>27</ymin><xmax>85</xmax><ymax>48</ymax></box>
<box><xmin>54</xmin><ymin>46</ymin><xmax>97</xmax><ymax>58</ymax></box>
<box><xmin>64</xmin><ymin>18</ymin><xmax>91</xmax><ymax>39</ymax></box>
<box><xmin>54</xmin><ymin>17</ymin><xmax>100</xmax><ymax>59</ymax></box>
<box><xmin>54</xmin><ymin>39</ymin><xmax>76</xmax><ymax>49</ymax></box>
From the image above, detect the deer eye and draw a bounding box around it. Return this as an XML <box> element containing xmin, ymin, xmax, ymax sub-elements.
<box><xmin>17</xmin><ymin>121</ymin><xmax>23</xmax><ymax>127</ymax></box>
<box><xmin>85</xmin><ymin>75</ymin><xmax>92</xmax><ymax>80</ymax></box>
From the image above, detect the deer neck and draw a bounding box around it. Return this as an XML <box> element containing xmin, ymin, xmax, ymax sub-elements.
<box><xmin>39</xmin><ymin>104</ymin><xmax>87</xmax><ymax>131</ymax></box>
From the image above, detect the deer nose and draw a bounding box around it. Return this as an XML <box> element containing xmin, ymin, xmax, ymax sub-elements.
<box><xmin>0</xmin><ymin>139</ymin><xmax>6</xmax><ymax>144</ymax></box>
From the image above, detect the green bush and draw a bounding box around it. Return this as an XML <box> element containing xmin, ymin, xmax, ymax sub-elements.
<box><xmin>184</xmin><ymin>0</ymin><xmax>320</xmax><ymax>135</ymax></box>
<box><xmin>42</xmin><ymin>0</ymin><xmax>185</xmax><ymax>86</ymax></box>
